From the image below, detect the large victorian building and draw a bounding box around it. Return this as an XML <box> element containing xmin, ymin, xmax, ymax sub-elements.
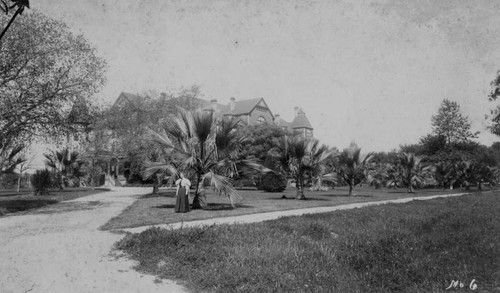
<box><xmin>199</xmin><ymin>96</ymin><xmax>314</xmax><ymax>139</ymax></box>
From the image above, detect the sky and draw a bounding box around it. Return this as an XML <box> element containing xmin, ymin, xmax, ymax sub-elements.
<box><xmin>32</xmin><ymin>0</ymin><xmax>500</xmax><ymax>152</ymax></box>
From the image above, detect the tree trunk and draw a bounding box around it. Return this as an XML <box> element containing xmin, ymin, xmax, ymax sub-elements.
<box><xmin>58</xmin><ymin>173</ymin><xmax>64</xmax><ymax>191</ymax></box>
<box><xmin>17</xmin><ymin>175</ymin><xmax>21</xmax><ymax>193</ymax></box>
<box><xmin>348</xmin><ymin>181</ymin><xmax>353</xmax><ymax>196</ymax></box>
<box><xmin>151</xmin><ymin>175</ymin><xmax>160</xmax><ymax>194</ymax></box>
<box><xmin>296</xmin><ymin>175</ymin><xmax>306</xmax><ymax>200</ymax></box>
<box><xmin>192</xmin><ymin>174</ymin><xmax>206</xmax><ymax>209</ymax></box>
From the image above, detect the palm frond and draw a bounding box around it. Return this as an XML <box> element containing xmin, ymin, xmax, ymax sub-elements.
<box><xmin>142</xmin><ymin>161</ymin><xmax>178</xmax><ymax>180</ymax></box>
<box><xmin>192</xmin><ymin>110</ymin><xmax>214</xmax><ymax>144</ymax></box>
<box><xmin>201</xmin><ymin>171</ymin><xmax>242</xmax><ymax>207</ymax></box>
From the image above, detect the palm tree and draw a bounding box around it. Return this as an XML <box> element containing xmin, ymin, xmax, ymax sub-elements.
<box><xmin>335</xmin><ymin>144</ymin><xmax>374</xmax><ymax>196</ymax></box>
<box><xmin>389</xmin><ymin>153</ymin><xmax>431</xmax><ymax>193</ymax></box>
<box><xmin>432</xmin><ymin>161</ymin><xmax>458</xmax><ymax>190</ymax></box>
<box><xmin>0</xmin><ymin>0</ymin><xmax>30</xmax><ymax>42</ymax></box>
<box><xmin>366</xmin><ymin>162</ymin><xmax>391</xmax><ymax>189</ymax></box>
<box><xmin>44</xmin><ymin>148</ymin><xmax>83</xmax><ymax>189</ymax></box>
<box><xmin>456</xmin><ymin>161</ymin><xmax>498</xmax><ymax>190</ymax></box>
<box><xmin>271</xmin><ymin>136</ymin><xmax>333</xmax><ymax>199</ymax></box>
<box><xmin>144</xmin><ymin>108</ymin><xmax>262</xmax><ymax>209</ymax></box>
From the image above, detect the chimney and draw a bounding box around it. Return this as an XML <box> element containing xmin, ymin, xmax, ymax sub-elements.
<box><xmin>210</xmin><ymin>99</ymin><xmax>218</xmax><ymax>111</ymax></box>
<box><xmin>229</xmin><ymin>97</ymin><xmax>236</xmax><ymax>111</ymax></box>
<box><xmin>294</xmin><ymin>106</ymin><xmax>299</xmax><ymax>117</ymax></box>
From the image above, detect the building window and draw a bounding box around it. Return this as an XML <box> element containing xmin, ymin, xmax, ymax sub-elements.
<box><xmin>306</xmin><ymin>129</ymin><xmax>313</xmax><ymax>138</ymax></box>
<box><xmin>257</xmin><ymin>116</ymin><xmax>266</xmax><ymax>124</ymax></box>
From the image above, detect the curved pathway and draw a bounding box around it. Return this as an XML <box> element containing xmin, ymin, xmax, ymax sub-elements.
<box><xmin>0</xmin><ymin>187</ymin><xmax>187</xmax><ymax>293</ymax></box>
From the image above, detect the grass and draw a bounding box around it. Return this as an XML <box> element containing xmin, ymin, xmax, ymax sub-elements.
<box><xmin>102</xmin><ymin>186</ymin><xmax>472</xmax><ymax>230</ymax></box>
<box><xmin>0</xmin><ymin>187</ymin><xmax>109</xmax><ymax>216</ymax></box>
<box><xmin>116</xmin><ymin>192</ymin><xmax>500</xmax><ymax>293</ymax></box>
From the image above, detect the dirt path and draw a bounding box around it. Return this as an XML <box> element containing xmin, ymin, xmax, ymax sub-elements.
<box><xmin>0</xmin><ymin>187</ymin><xmax>187</xmax><ymax>293</ymax></box>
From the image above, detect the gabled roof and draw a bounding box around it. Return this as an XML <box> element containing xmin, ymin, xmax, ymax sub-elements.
<box><xmin>67</xmin><ymin>100</ymin><xmax>92</xmax><ymax>126</ymax></box>
<box><xmin>112</xmin><ymin>92</ymin><xmax>143</xmax><ymax>109</ymax></box>
<box><xmin>225</xmin><ymin>98</ymin><xmax>261</xmax><ymax>115</ymax></box>
<box><xmin>203</xmin><ymin>97</ymin><xmax>275</xmax><ymax>119</ymax></box>
<box><xmin>223</xmin><ymin>98</ymin><xmax>274</xmax><ymax>119</ymax></box>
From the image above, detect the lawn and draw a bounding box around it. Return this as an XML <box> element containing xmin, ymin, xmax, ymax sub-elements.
<box><xmin>116</xmin><ymin>191</ymin><xmax>500</xmax><ymax>293</ymax></box>
<box><xmin>0</xmin><ymin>187</ymin><xmax>109</xmax><ymax>216</ymax></box>
<box><xmin>101</xmin><ymin>186</ymin><xmax>474</xmax><ymax>230</ymax></box>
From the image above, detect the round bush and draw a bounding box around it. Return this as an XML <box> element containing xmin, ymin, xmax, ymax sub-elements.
<box><xmin>30</xmin><ymin>169</ymin><xmax>54</xmax><ymax>195</ymax></box>
<box><xmin>260</xmin><ymin>173</ymin><xmax>287</xmax><ymax>192</ymax></box>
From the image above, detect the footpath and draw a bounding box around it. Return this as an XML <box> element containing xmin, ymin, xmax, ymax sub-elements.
<box><xmin>0</xmin><ymin>188</ymin><xmax>471</xmax><ymax>293</ymax></box>
<box><xmin>0</xmin><ymin>187</ymin><xmax>187</xmax><ymax>293</ymax></box>
<box><xmin>121</xmin><ymin>192</ymin><xmax>469</xmax><ymax>234</ymax></box>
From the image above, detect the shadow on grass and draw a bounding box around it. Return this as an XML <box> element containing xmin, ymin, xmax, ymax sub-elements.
<box><xmin>269</xmin><ymin>196</ymin><xmax>333</xmax><ymax>201</ymax></box>
<box><xmin>142</xmin><ymin>192</ymin><xmax>176</xmax><ymax>199</ymax></box>
<box><xmin>0</xmin><ymin>199</ymin><xmax>58</xmax><ymax>213</ymax></box>
<box><xmin>154</xmin><ymin>203</ymin><xmax>253</xmax><ymax>210</ymax></box>
<box><xmin>205</xmin><ymin>203</ymin><xmax>253</xmax><ymax>210</ymax></box>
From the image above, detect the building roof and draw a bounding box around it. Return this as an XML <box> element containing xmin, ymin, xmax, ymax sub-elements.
<box><xmin>290</xmin><ymin>108</ymin><xmax>313</xmax><ymax>129</ymax></box>
<box><xmin>67</xmin><ymin>100</ymin><xmax>92</xmax><ymax>126</ymax></box>
<box><xmin>226</xmin><ymin>98</ymin><xmax>262</xmax><ymax>115</ymax></box>
<box><xmin>204</xmin><ymin>97</ymin><xmax>275</xmax><ymax>118</ymax></box>
<box><xmin>112</xmin><ymin>92</ymin><xmax>144</xmax><ymax>109</ymax></box>
<box><xmin>274</xmin><ymin>116</ymin><xmax>291</xmax><ymax>128</ymax></box>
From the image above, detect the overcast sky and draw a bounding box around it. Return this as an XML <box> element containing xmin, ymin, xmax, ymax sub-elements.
<box><xmin>34</xmin><ymin>0</ymin><xmax>500</xmax><ymax>151</ymax></box>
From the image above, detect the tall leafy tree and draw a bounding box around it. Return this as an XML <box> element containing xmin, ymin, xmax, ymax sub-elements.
<box><xmin>0</xmin><ymin>0</ymin><xmax>30</xmax><ymax>41</ymax></box>
<box><xmin>487</xmin><ymin>70</ymin><xmax>500</xmax><ymax>136</ymax></box>
<box><xmin>431</xmin><ymin>99</ymin><xmax>478</xmax><ymax>144</ymax></box>
<box><xmin>239</xmin><ymin>123</ymin><xmax>287</xmax><ymax>162</ymax></box>
<box><xmin>0</xmin><ymin>11</ymin><xmax>106</xmax><ymax>147</ymax></box>
<box><xmin>0</xmin><ymin>140</ymin><xmax>24</xmax><ymax>175</ymax></box>
<box><xmin>145</xmin><ymin>108</ymin><xmax>262</xmax><ymax>209</ymax></box>
<box><xmin>100</xmin><ymin>86</ymin><xmax>204</xmax><ymax>183</ymax></box>
<box><xmin>335</xmin><ymin>143</ymin><xmax>373</xmax><ymax>196</ymax></box>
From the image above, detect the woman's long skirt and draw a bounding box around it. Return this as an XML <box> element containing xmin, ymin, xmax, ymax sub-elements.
<box><xmin>175</xmin><ymin>187</ymin><xmax>190</xmax><ymax>213</ymax></box>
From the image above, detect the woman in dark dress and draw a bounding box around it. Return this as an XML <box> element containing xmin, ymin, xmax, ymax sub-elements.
<box><xmin>175</xmin><ymin>173</ymin><xmax>191</xmax><ymax>213</ymax></box>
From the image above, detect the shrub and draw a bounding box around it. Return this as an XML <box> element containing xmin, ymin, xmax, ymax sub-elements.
<box><xmin>259</xmin><ymin>172</ymin><xmax>287</xmax><ymax>192</ymax></box>
<box><xmin>0</xmin><ymin>207</ymin><xmax>8</xmax><ymax>216</ymax></box>
<box><xmin>0</xmin><ymin>173</ymin><xmax>19</xmax><ymax>189</ymax></box>
<box><xmin>30</xmin><ymin>169</ymin><xmax>54</xmax><ymax>195</ymax></box>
